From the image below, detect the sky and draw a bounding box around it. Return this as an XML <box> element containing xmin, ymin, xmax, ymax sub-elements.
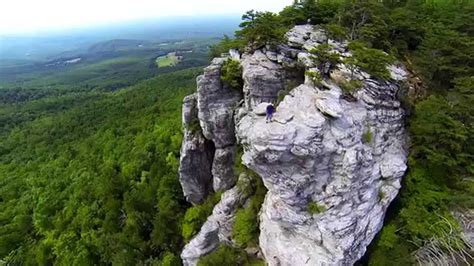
<box><xmin>0</xmin><ymin>0</ymin><xmax>293</xmax><ymax>34</ymax></box>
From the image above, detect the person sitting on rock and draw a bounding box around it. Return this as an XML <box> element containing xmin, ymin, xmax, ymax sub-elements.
<box><xmin>266</xmin><ymin>103</ymin><xmax>275</xmax><ymax>123</ymax></box>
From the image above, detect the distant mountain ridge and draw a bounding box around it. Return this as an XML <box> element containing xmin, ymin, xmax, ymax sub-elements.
<box><xmin>87</xmin><ymin>39</ymin><xmax>152</xmax><ymax>53</ymax></box>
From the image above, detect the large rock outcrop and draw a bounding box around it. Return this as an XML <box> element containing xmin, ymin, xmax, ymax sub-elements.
<box><xmin>237</xmin><ymin>82</ymin><xmax>407</xmax><ymax>265</ymax></box>
<box><xmin>178</xmin><ymin>94</ymin><xmax>214</xmax><ymax>204</ymax></box>
<box><xmin>179</xmin><ymin>57</ymin><xmax>243</xmax><ymax>204</ymax></box>
<box><xmin>197</xmin><ymin>58</ymin><xmax>242</xmax><ymax>191</ymax></box>
<box><xmin>235</xmin><ymin>26</ymin><xmax>408</xmax><ymax>265</ymax></box>
<box><xmin>179</xmin><ymin>24</ymin><xmax>409</xmax><ymax>265</ymax></box>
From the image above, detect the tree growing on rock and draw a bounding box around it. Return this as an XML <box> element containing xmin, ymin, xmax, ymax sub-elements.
<box><xmin>309</xmin><ymin>44</ymin><xmax>341</xmax><ymax>77</ymax></box>
<box><xmin>280</xmin><ymin>0</ymin><xmax>342</xmax><ymax>26</ymax></box>
<box><xmin>209</xmin><ymin>35</ymin><xmax>246</xmax><ymax>58</ymax></box>
<box><xmin>325</xmin><ymin>23</ymin><xmax>348</xmax><ymax>42</ymax></box>
<box><xmin>346</xmin><ymin>41</ymin><xmax>394</xmax><ymax>80</ymax></box>
<box><xmin>235</xmin><ymin>10</ymin><xmax>287</xmax><ymax>50</ymax></box>
<box><xmin>220</xmin><ymin>59</ymin><xmax>243</xmax><ymax>91</ymax></box>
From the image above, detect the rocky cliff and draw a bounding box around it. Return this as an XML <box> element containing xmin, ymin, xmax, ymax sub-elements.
<box><xmin>179</xmin><ymin>25</ymin><xmax>408</xmax><ymax>265</ymax></box>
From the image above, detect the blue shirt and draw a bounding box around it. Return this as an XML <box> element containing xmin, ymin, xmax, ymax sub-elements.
<box><xmin>266</xmin><ymin>104</ymin><xmax>275</xmax><ymax>115</ymax></box>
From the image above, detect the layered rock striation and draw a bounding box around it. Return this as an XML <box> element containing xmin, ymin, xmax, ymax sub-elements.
<box><xmin>237</xmin><ymin>81</ymin><xmax>407</xmax><ymax>264</ymax></box>
<box><xmin>179</xmin><ymin>25</ymin><xmax>408</xmax><ymax>265</ymax></box>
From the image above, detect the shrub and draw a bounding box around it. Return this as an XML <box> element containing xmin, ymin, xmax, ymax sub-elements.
<box><xmin>232</xmin><ymin>173</ymin><xmax>266</xmax><ymax>247</ymax></box>
<box><xmin>378</xmin><ymin>189</ymin><xmax>386</xmax><ymax>202</ymax></box>
<box><xmin>198</xmin><ymin>244</ymin><xmax>266</xmax><ymax>266</ymax></box>
<box><xmin>307</xmin><ymin>201</ymin><xmax>326</xmax><ymax>215</ymax></box>
<box><xmin>339</xmin><ymin>79</ymin><xmax>363</xmax><ymax>94</ymax></box>
<box><xmin>305</xmin><ymin>70</ymin><xmax>323</xmax><ymax>87</ymax></box>
<box><xmin>198</xmin><ymin>244</ymin><xmax>247</xmax><ymax>266</ymax></box>
<box><xmin>187</xmin><ymin>117</ymin><xmax>202</xmax><ymax>134</ymax></box>
<box><xmin>233</xmin><ymin>208</ymin><xmax>258</xmax><ymax>247</ymax></box>
<box><xmin>181</xmin><ymin>193</ymin><xmax>221</xmax><ymax>242</ymax></box>
<box><xmin>377</xmin><ymin>224</ymin><xmax>399</xmax><ymax>250</ymax></box>
<box><xmin>221</xmin><ymin>59</ymin><xmax>243</xmax><ymax>91</ymax></box>
<box><xmin>362</xmin><ymin>127</ymin><xmax>373</xmax><ymax>144</ymax></box>
<box><xmin>159</xmin><ymin>252</ymin><xmax>181</xmax><ymax>266</ymax></box>
<box><xmin>233</xmin><ymin>145</ymin><xmax>247</xmax><ymax>177</ymax></box>
<box><xmin>309</xmin><ymin>44</ymin><xmax>341</xmax><ymax>75</ymax></box>
<box><xmin>325</xmin><ymin>23</ymin><xmax>348</xmax><ymax>41</ymax></box>
<box><xmin>347</xmin><ymin>41</ymin><xmax>395</xmax><ymax>80</ymax></box>
<box><xmin>232</xmin><ymin>149</ymin><xmax>267</xmax><ymax>248</ymax></box>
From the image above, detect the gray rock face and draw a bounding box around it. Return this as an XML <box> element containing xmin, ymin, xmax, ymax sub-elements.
<box><xmin>241</xmin><ymin>50</ymin><xmax>286</xmax><ymax>110</ymax></box>
<box><xmin>196</xmin><ymin>57</ymin><xmax>243</xmax><ymax>191</ymax></box>
<box><xmin>179</xmin><ymin>94</ymin><xmax>214</xmax><ymax>205</ymax></box>
<box><xmin>182</xmin><ymin>94</ymin><xmax>199</xmax><ymax>126</ymax></box>
<box><xmin>253</xmin><ymin>102</ymin><xmax>271</xmax><ymax>116</ymax></box>
<box><xmin>237</xmin><ymin>80</ymin><xmax>407</xmax><ymax>265</ymax></box>
<box><xmin>197</xmin><ymin>58</ymin><xmax>241</xmax><ymax>148</ymax></box>
<box><xmin>212</xmin><ymin>146</ymin><xmax>237</xmax><ymax>192</ymax></box>
<box><xmin>286</xmin><ymin>24</ymin><xmax>328</xmax><ymax>50</ymax></box>
<box><xmin>234</xmin><ymin>26</ymin><xmax>408</xmax><ymax>265</ymax></box>
<box><xmin>180</xmin><ymin>24</ymin><xmax>409</xmax><ymax>265</ymax></box>
<box><xmin>181</xmin><ymin>174</ymin><xmax>253</xmax><ymax>266</ymax></box>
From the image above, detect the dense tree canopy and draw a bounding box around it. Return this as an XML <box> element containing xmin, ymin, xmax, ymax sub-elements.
<box><xmin>0</xmin><ymin>69</ymin><xmax>202</xmax><ymax>264</ymax></box>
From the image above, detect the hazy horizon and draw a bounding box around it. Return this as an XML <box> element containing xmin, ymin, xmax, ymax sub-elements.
<box><xmin>0</xmin><ymin>15</ymin><xmax>242</xmax><ymax>38</ymax></box>
<box><xmin>0</xmin><ymin>0</ymin><xmax>292</xmax><ymax>35</ymax></box>
<box><xmin>0</xmin><ymin>15</ymin><xmax>242</xmax><ymax>61</ymax></box>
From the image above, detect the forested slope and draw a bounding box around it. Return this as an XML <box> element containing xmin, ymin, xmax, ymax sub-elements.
<box><xmin>0</xmin><ymin>69</ymin><xmax>201</xmax><ymax>264</ymax></box>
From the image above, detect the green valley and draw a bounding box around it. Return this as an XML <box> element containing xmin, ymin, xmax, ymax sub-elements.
<box><xmin>0</xmin><ymin>67</ymin><xmax>202</xmax><ymax>264</ymax></box>
<box><xmin>0</xmin><ymin>1</ymin><xmax>473</xmax><ymax>265</ymax></box>
<box><xmin>0</xmin><ymin>16</ymin><xmax>235</xmax><ymax>265</ymax></box>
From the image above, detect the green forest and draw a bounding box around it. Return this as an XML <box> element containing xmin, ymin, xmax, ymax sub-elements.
<box><xmin>0</xmin><ymin>68</ymin><xmax>201</xmax><ymax>264</ymax></box>
<box><xmin>1</xmin><ymin>0</ymin><xmax>473</xmax><ymax>265</ymax></box>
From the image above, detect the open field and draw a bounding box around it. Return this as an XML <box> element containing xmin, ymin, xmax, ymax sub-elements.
<box><xmin>0</xmin><ymin>38</ymin><xmax>216</xmax><ymax>104</ymax></box>
<box><xmin>155</xmin><ymin>53</ymin><xmax>181</xmax><ymax>67</ymax></box>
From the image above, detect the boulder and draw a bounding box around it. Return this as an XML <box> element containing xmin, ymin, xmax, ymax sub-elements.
<box><xmin>229</xmin><ymin>49</ymin><xmax>241</xmax><ymax>60</ymax></box>
<box><xmin>286</xmin><ymin>25</ymin><xmax>328</xmax><ymax>50</ymax></box>
<box><xmin>253</xmin><ymin>102</ymin><xmax>271</xmax><ymax>116</ymax></box>
<box><xmin>314</xmin><ymin>90</ymin><xmax>343</xmax><ymax>118</ymax></box>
